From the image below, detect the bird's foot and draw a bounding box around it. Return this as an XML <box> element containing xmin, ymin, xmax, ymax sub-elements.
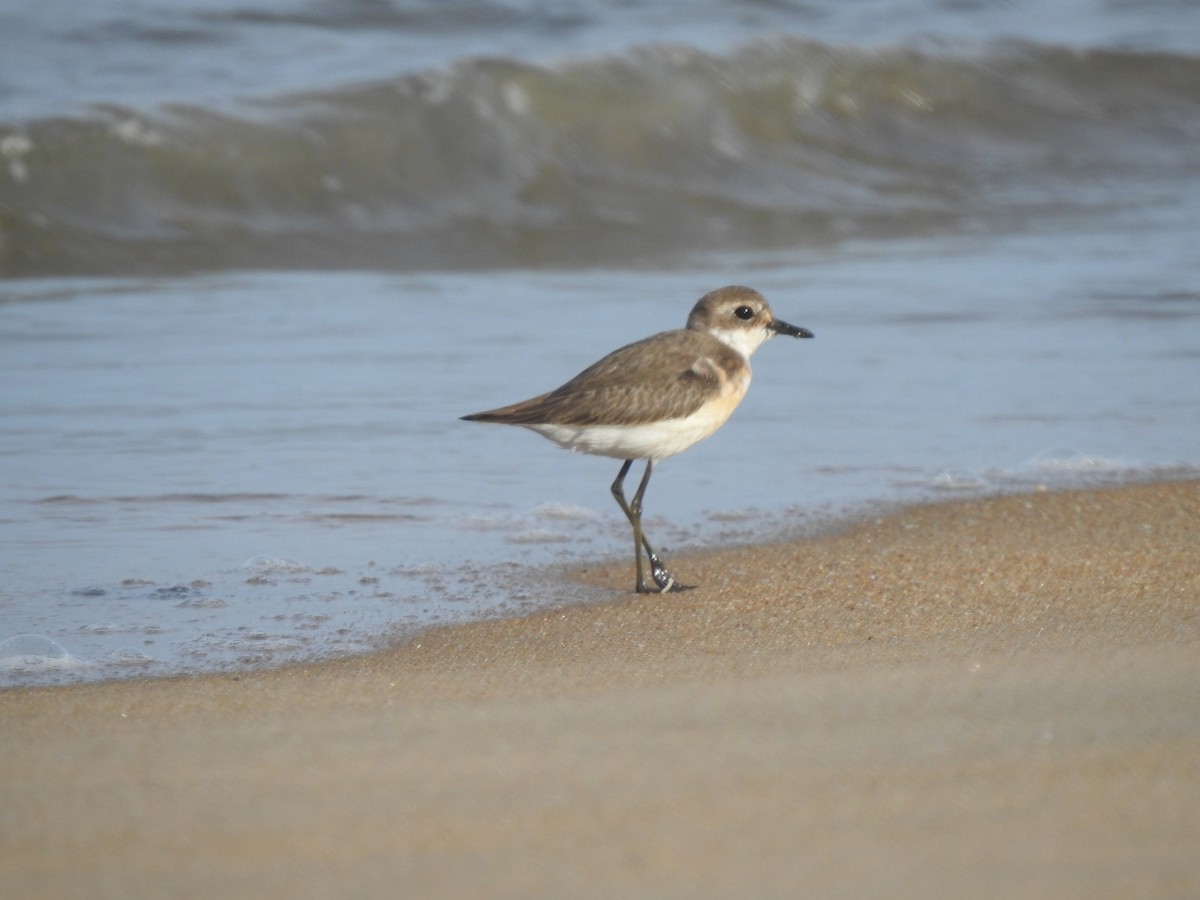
<box><xmin>637</xmin><ymin>555</ymin><xmax>694</xmax><ymax>594</ymax></box>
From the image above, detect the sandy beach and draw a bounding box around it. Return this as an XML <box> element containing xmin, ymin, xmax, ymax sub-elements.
<box><xmin>3</xmin><ymin>480</ymin><xmax>1198</xmax><ymax>898</ymax></box>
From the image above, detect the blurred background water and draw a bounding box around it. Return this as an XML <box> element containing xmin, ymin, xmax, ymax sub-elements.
<box><xmin>2</xmin><ymin>0</ymin><xmax>1198</xmax><ymax>685</ymax></box>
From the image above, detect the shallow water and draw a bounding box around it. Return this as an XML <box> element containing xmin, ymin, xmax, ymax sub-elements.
<box><xmin>3</xmin><ymin>211</ymin><xmax>1198</xmax><ymax>684</ymax></box>
<box><xmin>2</xmin><ymin>0</ymin><xmax>1199</xmax><ymax>685</ymax></box>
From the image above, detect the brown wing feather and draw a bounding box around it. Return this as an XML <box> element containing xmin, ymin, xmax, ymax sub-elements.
<box><xmin>462</xmin><ymin>330</ymin><xmax>740</xmax><ymax>427</ymax></box>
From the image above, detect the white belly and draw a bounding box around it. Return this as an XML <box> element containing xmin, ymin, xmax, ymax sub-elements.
<box><xmin>526</xmin><ymin>399</ymin><xmax>739</xmax><ymax>462</ymax></box>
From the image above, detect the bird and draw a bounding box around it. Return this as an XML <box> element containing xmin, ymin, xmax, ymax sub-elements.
<box><xmin>462</xmin><ymin>285</ymin><xmax>813</xmax><ymax>593</ymax></box>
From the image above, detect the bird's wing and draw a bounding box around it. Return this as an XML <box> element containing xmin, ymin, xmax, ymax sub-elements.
<box><xmin>466</xmin><ymin>331</ymin><xmax>738</xmax><ymax>426</ymax></box>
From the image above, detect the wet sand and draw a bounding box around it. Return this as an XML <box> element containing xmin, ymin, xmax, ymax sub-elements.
<box><xmin>3</xmin><ymin>481</ymin><xmax>1198</xmax><ymax>898</ymax></box>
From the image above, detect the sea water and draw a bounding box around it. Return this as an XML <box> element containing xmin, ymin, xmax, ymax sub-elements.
<box><xmin>2</xmin><ymin>0</ymin><xmax>1198</xmax><ymax>684</ymax></box>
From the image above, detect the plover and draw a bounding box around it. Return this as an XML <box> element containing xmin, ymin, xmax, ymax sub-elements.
<box><xmin>462</xmin><ymin>285</ymin><xmax>813</xmax><ymax>593</ymax></box>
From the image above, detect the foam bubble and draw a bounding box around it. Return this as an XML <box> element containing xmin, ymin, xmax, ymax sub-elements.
<box><xmin>100</xmin><ymin>649</ymin><xmax>160</xmax><ymax>668</ymax></box>
<box><xmin>0</xmin><ymin>634</ymin><xmax>93</xmax><ymax>673</ymax></box>
<box><xmin>174</xmin><ymin>597</ymin><xmax>229</xmax><ymax>609</ymax></box>
<box><xmin>508</xmin><ymin>528</ymin><xmax>575</xmax><ymax>545</ymax></box>
<box><xmin>1026</xmin><ymin>449</ymin><xmax>1130</xmax><ymax>474</ymax></box>
<box><xmin>240</xmin><ymin>556</ymin><xmax>310</xmax><ymax>575</ymax></box>
<box><xmin>530</xmin><ymin>502</ymin><xmax>600</xmax><ymax>521</ymax></box>
<box><xmin>929</xmin><ymin>470</ymin><xmax>990</xmax><ymax>491</ymax></box>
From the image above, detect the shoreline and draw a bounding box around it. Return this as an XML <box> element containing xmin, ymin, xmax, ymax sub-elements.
<box><xmin>3</xmin><ymin>479</ymin><xmax>1198</xmax><ymax>897</ymax></box>
<box><xmin>4</xmin><ymin>471</ymin><xmax>1196</xmax><ymax>694</ymax></box>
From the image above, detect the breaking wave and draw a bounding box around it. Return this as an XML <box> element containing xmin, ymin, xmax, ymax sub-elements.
<box><xmin>2</xmin><ymin>38</ymin><xmax>1197</xmax><ymax>276</ymax></box>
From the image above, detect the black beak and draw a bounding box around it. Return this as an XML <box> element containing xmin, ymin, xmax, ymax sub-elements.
<box><xmin>771</xmin><ymin>319</ymin><xmax>814</xmax><ymax>339</ymax></box>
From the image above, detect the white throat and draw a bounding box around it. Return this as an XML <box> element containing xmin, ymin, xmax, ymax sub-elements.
<box><xmin>708</xmin><ymin>325</ymin><xmax>771</xmax><ymax>359</ymax></box>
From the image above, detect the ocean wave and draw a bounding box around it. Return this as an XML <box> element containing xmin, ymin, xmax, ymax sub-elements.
<box><xmin>2</xmin><ymin>38</ymin><xmax>1197</xmax><ymax>277</ymax></box>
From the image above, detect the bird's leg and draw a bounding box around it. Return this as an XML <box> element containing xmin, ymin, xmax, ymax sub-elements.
<box><xmin>610</xmin><ymin>460</ymin><xmax>651</xmax><ymax>592</ymax></box>
<box><xmin>611</xmin><ymin>459</ymin><xmax>692</xmax><ymax>594</ymax></box>
<box><xmin>630</xmin><ymin>460</ymin><xmax>692</xmax><ymax>593</ymax></box>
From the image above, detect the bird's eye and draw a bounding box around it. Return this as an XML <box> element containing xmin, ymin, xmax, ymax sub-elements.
<box><xmin>734</xmin><ymin>305</ymin><xmax>755</xmax><ymax>320</ymax></box>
